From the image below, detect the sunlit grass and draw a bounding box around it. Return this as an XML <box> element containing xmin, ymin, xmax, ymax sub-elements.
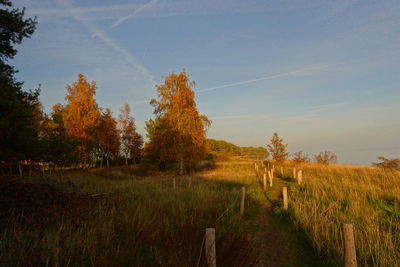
<box><xmin>280</xmin><ymin>162</ymin><xmax>400</xmax><ymax>266</ymax></box>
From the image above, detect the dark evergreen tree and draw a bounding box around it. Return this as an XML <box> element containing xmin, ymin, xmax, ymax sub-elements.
<box><xmin>0</xmin><ymin>0</ymin><xmax>38</xmax><ymax>161</ymax></box>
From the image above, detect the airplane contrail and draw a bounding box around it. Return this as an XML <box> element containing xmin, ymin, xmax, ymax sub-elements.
<box><xmin>196</xmin><ymin>64</ymin><xmax>332</xmax><ymax>93</ymax></box>
<box><xmin>111</xmin><ymin>0</ymin><xmax>159</xmax><ymax>28</ymax></box>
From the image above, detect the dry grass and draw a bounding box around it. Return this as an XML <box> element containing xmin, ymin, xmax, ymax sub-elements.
<box><xmin>281</xmin><ymin>162</ymin><xmax>400</xmax><ymax>266</ymax></box>
<box><xmin>0</xmin><ymin>161</ymin><xmax>260</xmax><ymax>267</ymax></box>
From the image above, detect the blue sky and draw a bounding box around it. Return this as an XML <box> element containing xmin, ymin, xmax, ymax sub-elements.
<box><xmin>11</xmin><ymin>0</ymin><xmax>400</xmax><ymax>165</ymax></box>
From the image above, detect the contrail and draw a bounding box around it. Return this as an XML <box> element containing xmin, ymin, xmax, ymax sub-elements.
<box><xmin>56</xmin><ymin>0</ymin><xmax>156</xmax><ymax>85</ymax></box>
<box><xmin>196</xmin><ymin>64</ymin><xmax>331</xmax><ymax>93</ymax></box>
<box><xmin>111</xmin><ymin>0</ymin><xmax>159</xmax><ymax>28</ymax></box>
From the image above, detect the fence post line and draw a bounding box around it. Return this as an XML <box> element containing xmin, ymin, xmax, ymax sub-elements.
<box><xmin>297</xmin><ymin>170</ymin><xmax>302</xmax><ymax>185</ymax></box>
<box><xmin>240</xmin><ymin>186</ymin><xmax>246</xmax><ymax>216</ymax></box>
<box><xmin>343</xmin><ymin>223</ymin><xmax>357</xmax><ymax>267</ymax></box>
<box><xmin>282</xmin><ymin>186</ymin><xmax>288</xmax><ymax>210</ymax></box>
<box><xmin>205</xmin><ymin>228</ymin><xmax>217</xmax><ymax>267</ymax></box>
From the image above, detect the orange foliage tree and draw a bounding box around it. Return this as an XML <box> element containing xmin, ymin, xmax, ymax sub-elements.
<box><xmin>63</xmin><ymin>74</ymin><xmax>100</xmax><ymax>163</ymax></box>
<box><xmin>149</xmin><ymin>71</ymin><xmax>211</xmax><ymax>174</ymax></box>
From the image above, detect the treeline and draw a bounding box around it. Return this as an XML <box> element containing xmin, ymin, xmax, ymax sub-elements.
<box><xmin>0</xmin><ymin>1</ymin><xmax>211</xmax><ymax>175</ymax></box>
<box><xmin>208</xmin><ymin>139</ymin><xmax>267</xmax><ymax>159</ymax></box>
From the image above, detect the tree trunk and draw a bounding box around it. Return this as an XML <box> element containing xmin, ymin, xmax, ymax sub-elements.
<box><xmin>106</xmin><ymin>158</ymin><xmax>109</xmax><ymax>167</ymax></box>
<box><xmin>125</xmin><ymin>156</ymin><xmax>128</xmax><ymax>165</ymax></box>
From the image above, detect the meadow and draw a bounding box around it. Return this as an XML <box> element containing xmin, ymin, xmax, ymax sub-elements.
<box><xmin>282</xmin><ymin>162</ymin><xmax>400</xmax><ymax>266</ymax></box>
<box><xmin>1</xmin><ymin>159</ymin><xmax>399</xmax><ymax>266</ymax></box>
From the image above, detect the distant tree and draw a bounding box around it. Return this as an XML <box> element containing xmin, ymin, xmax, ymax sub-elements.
<box><xmin>150</xmin><ymin>71</ymin><xmax>211</xmax><ymax>174</ymax></box>
<box><xmin>267</xmin><ymin>132</ymin><xmax>289</xmax><ymax>164</ymax></box>
<box><xmin>63</xmin><ymin>74</ymin><xmax>100</xmax><ymax>163</ymax></box>
<box><xmin>372</xmin><ymin>156</ymin><xmax>400</xmax><ymax>170</ymax></box>
<box><xmin>38</xmin><ymin>103</ymin><xmax>78</xmax><ymax>166</ymax></box>
<box><xmin>96</xmin><ymin>108</ymin><xmax>120</xmax><ymax>167</ymax></box>
<box><xmin>292</xmin><ymin>150</ymin><xmax>310</xmax><ymax>163</ymax></box>
<box><xmin>0</xmin><ymin>0</ymin><xmax>38</xmax><ymax>161</ymax></box>
<box><xmin>144</xmin><ymin>117</ymin><xmax>177</xmax><ymax>169</ymax></box>
<box><xmin>118</xmin><ymin>103</ymin><xmax>143</xmax><ymax>165</ymax></box>
<box><xmin>314</xmin><ymin>151</ymin><xmax>337</xmax><ymax>165</ymax></box>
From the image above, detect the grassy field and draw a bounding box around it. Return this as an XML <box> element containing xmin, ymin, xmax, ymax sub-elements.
<box><xmin>281</xmin><ymin>163</ymin><xmax>400</xmax><ymax>266</ymax></box>
<box><xmin>1</xmin><ymin>159</ymin><xmax>398</xmax><ymax>266</ymax></box>
<box><xmin>0</xmin><ymin>159</ymin><xmax>264</xmax><ymax>267</ymax></box>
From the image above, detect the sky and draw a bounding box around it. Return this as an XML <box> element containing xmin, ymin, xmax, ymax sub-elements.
<box><xmin>10</xmin><ymin>0</ymin><xmax>400</xmax><ymax>165</ymax></box>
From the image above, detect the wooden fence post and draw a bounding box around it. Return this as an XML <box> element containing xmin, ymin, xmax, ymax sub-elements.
<box><xmin>297</xmin><ymin>170</ymin><xmax>302</xmax><ymax>185</ymax></box>
<box><xmin>293</xmin><ymin>167</ymin><xmax>296</xmax><ymax>179</ymax></box>
<box><xmin>268</xmin><ymin>171</ymin><xmax>273</xmax><ymax>187</ymax></box>
<box><xmin>205</xmin><ymin>228</ymin><xmax>217</xmax><ymax>267</ymax></box>
<box><xmin>240</xmin><ymin>187</ymin><xmax>246</xmax><ymax>216</ymax></box>
<box><xmin>282</xmin><ymin>186</ymin><xmax>288</xmax><ymax>210</ymax></box>
<box><xmin>343</xmin><ymin>223</ymin><xmax>357</xmax><ymax>267</ymax></box>
<box><xmin>263</xmin><ymin>173</ymin><xmax>267</xmax><ymax>191</ymax></box>
<box><xmin>280</xmin><ymin>166</ymin><xmax>283</xmax><ymax>176</ymax></box>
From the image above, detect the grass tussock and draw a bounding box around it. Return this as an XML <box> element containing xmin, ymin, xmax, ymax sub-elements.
<box><xmin>281</xmin><ymin>163</ymin><xmax>400</xmax><ymax>266</ymax></box>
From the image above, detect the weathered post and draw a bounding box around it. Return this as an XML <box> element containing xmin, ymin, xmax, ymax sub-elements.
<box><xmin>205</xmin><ymin>228</ymin><xmax>217</xmax><ymax>267</ymax></box>
<box><xmin>280</xmin><ymin>166</ymin><xmax>283</xmax><ymax>176</ymax></box>
<box><xmin>282</xmin><ymin>186</ymin><xmax>288</xmax><ymax>210</ymax></box>
<box><xmin>18</xmin><ymin>163</ymin><xmax>22</xmax><ymax>178</ymax></box>
<box><xmin>343</xmin><ymin>223</ymin><xmax>357</xmax><ymax>267</ymax></box>
<box><xmin>240</xmin><ymin>186</ymin><xmax>246</xmax><ymax>216</ymax></box>
<box><xmin>293</xmin><ymin>167</ymin><xmax>296</xmax><ymax>179</ymax></box>
<box><xmin>268</xmin><ymin>171</ymin><xmax>273</xmax><ymax>187</ymax></box>
<box><xmin>297</xmin><ymin>170</ymin><xmax>302</xmax><ymax>185</ymax></box>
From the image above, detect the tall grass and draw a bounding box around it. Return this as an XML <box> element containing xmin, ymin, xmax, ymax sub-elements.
<box><xmin>282</xmin><ymin>163</ymin><xmax>400</xmax><ymax>266</ymax></box>
<box><xmin>0</xmin><ymin>162</ymin><xmax>259</xmax><ymax>266</ymax></box>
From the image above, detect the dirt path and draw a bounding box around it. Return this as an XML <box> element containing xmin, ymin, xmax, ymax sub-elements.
<box><xmin>252</xmin><ymin>179</ymin><xmax>330</xmax><ymax>267</ymax></box>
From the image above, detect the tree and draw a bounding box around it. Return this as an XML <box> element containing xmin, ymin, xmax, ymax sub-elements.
<box><xmin>372</xmin><ymin>156</ymin><xmax>400</xmax><ymax>170</ymax></box>
<box><xmin>267</xmin><ymin>132</ymin><xmax>289</xmax><ymax>164</ymax></box>
<box><xmin>144</xmin><ymin>118</ymin><xmax>178</xmax><ymax>169</ymax></box>
<box><xmin>292</xmin><ymin>150</ymin><xmax>310</xmax><ymax>163</ymax></box>
<box><xmin>0</xmin><ymin>0</ymin><xmax>38</xmax><ymax>161</ymax></box>
<box><xmin>96</xmin><ymin>108</ymin><xmax>120</xmax><ymax>167</ymax></box>
<box><xmin>63</xmin><ymin>74</ymin><xmax>100</xmax><ymax>163</ymax></box>
<box><xmin>118</xmin><ymin>103</ymin><xmax>143</xmax><ymax>165</ymax></box>
<box><xmin>314</xmin><ymin>151</ymin><xmax>337</xmax><ymax>165</ymax></box>
<box><xmin>149</xmin><ymin>71</ymin><xmax>211</xmax><ymax>174</ymax></box>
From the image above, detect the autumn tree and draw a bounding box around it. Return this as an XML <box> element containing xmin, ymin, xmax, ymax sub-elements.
<box><xmin>149</xmin><ymin>71</ymin><xmax>211</xmax><ymax>174</ymax></box>
<box><xmin>0</xmin><ymin>0</ymin><xmax>38</xmax><ymax>161</ymax></box>
<box><xmin>267</xmin><ymin>132</ymin><xmax>289</xmax><ymax>164</ymax></box>
<box><xmin>96</xmin><ymin>108</ymin><xmax>120</xmax><ymax>167</ymax></box>
<box><xmin>144</xmin><ymin>118</ymin><xmax>177</xmax><ymax>169</ymax></box>
<box><xmin>314</xmin><ymin>151</ymin><xmax>337</xmax><ymax>165</ymax></box>
<box><xmin>63</xmin><ymin>74</ymin><xmax>100</xmax><ymax>164</ymax></box>
<box><xmin>292</xmin><ymin>150</ymin><xmax>310</xmax><ymax>163</ymax></box>
<box><xmin>118</xmin><ymin>103</ymin><xmax>143</xmax><ymax>165</ymax></box>
<box><xmin>372</xmin><ymin>156</ymin><xmax>400</xmax><ymax>170</ymax></box>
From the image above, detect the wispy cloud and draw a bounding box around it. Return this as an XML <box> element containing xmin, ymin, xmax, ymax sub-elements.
<box><xmin>111</xmin><ymin>0</ymin><xmax>159</xmax><ymax>28</ymax></box>
<box><xmin>196</xmin><ymin>63</ymin><xmax>333</xmax><ymax>93</ymax></box>
<box><xmin>56</xmin><ymin>0</ymin><xmax>155</xmax><ymax>85</ymax></box>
